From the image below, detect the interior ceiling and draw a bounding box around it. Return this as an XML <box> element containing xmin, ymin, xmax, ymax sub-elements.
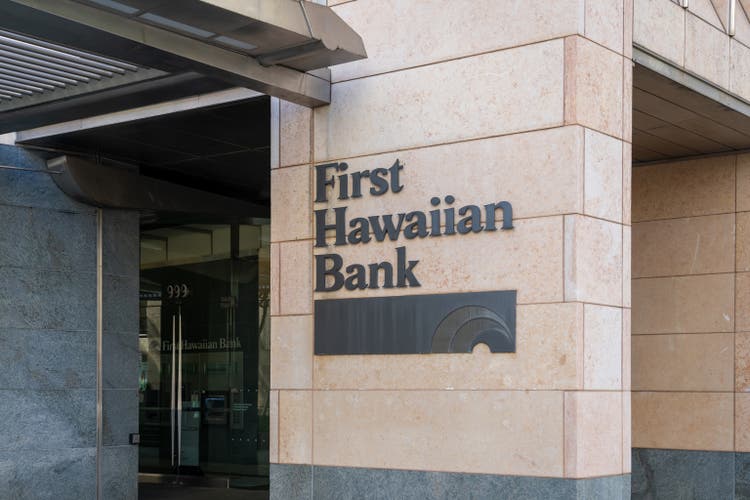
<box><xmin>18</xmin><ymin>96</ymin><xmax>271</xmax><ymax>204</ymax></box>
<box><xmin>633</xmin><ymin>64</ymin><xmax>750</xmax><ymax>164</ymax></box>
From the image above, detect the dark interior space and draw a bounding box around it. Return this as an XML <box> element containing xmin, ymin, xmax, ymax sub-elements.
<box><xmin>17</xmin><ymin>96</ymin><xmax>271</xmax><ymax>205</ymax></box>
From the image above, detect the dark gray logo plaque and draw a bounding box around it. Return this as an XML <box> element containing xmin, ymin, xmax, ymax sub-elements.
<box><xmin>314</xmin><ymin>290</ymin><xmax>516</xmax><ymax>355</ymax></box>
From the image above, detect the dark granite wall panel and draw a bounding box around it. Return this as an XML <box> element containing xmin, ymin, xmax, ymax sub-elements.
<box><xmin>0</xmin><ymin>267</ymin><xmax>97</xmax><ymax>330</ymax></box>
<box><xmin>632</xmin><ymin>448</ymin><xmax>749</xmax><ymax>500</ymax></box>
<box><xmin>270</xmin><ymin>464</ymin><xmax>630</xmax><ymax>500</ymax></box>
<box><xmin>0</xmin><ymin>148</ymin><xmax>140</xmax><ymax>499</ymax></box>
<box><xmin>0</xmin><ymin>147</ymin><xmax>99</xmax><ymax>500</ymax></box>
<box><xmin>737</xmin><ymin>453</ymin><xmax>750</xmax><ymax>499</ymax></box>
<box><xmin>0</xmin><ymin>329</ymin><xmax>96</xmax><ymax>389</ymax></box>
<box><xmin>101</xmin><ymin>445</ymin><xmax>138</xmax><ymax>500</ymax></box>
<box><xmin>0</xmin><ymin>448</ymin><xmax>96</xmax><ymax>500</ymax></box>
<box><xmin>101</xmin><ymin>209</ymin><xmax>140</xmax><ymax>500</ymax></box>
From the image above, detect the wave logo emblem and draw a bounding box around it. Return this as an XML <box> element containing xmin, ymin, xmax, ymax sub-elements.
<box><xmin>431</xmin><ymin>305</ymin><xmax>514</xmax><ymax>353</ymax></box>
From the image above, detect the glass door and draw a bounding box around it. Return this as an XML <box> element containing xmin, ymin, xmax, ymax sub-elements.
<box><xmin>138</xmin><ymin>222</ymin><xmax>271</xmax><ymax>486</ymax></box>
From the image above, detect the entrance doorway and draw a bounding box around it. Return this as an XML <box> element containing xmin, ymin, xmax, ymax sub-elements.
<box><xmin>137</xmin><ymin>220</ymin><xmax>271</xmax><ymax>489</ymax></box>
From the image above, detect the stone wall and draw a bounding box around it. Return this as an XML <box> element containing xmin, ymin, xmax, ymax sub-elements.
<box><xmin>0</xmin><ymin>145</ymin><xmax>139</xmax><ymax>499</ymax></box>
<box><xmin>270</xmin><ymin>1</ymin><xmax>633</xmax><ymax>498</ymax></box>
<box><xmin>634</xmin><ymin>0</ymin><xmax>750</xmax><ymax>102</ymax></box>
<box><xmin>631</xmin><ymin>153</ymin><xmax>750</xmax><ymax>498</ymax></box>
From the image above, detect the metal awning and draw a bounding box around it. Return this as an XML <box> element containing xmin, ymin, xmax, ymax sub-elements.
<box><xmin>0</xmin><ymin>0</ymin><xmax>366</xmax><ymax>132</ymax></box>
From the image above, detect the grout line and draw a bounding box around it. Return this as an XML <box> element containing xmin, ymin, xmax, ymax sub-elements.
<box><xmin>631</xmin><ymin>331</ymin><xmax>734</xmax><ymax>337</ymax></box>
<box><xmin>307</xmin><ymin>212</ymin><xmax>628</xmax><ymax>251</ymax></box>
<box><xmin>302</xmin><ymin>123</ymin><xmax>626</xmax><ymax>167</ymax></box>
<box><xmin>633</xmin><ymin>271</ymin><xmax>739</xmax><ymax>280</ymax></box>
<box><xmin>331</xmin><ymin>34</ymin><xmax>629</xmax><ymax>86</ymax></box>
<box><xmin>633</xmin><ymin>211</ymin><xmax>743</xmax><ymax>224</ymax></box>
<box><xmin>562</xmin><ymin>216</ymin><xmax>567</xmax><ymax>304</ymax></box>
<box><xmin>562</xmin><ymin>390</ymin><xmax>566</xmax><ymax>476</ymax></box>
<box><xmin>309</xmin><ymin>96</ymin><xmax>316</xmax><ymax>475</ymax></box>
<box><xmin>735</xmin><ymin>154</ymin><xmax>739</xmax><ymax>452</ymax></box>
<box><xmin>583</xmin><ymin>302</ymin><xmax>587</xmax><ymax>391</ymax></box>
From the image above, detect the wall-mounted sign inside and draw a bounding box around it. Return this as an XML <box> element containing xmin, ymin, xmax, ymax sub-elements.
<box><xmin>313</xmin><ymin>160</ymin><xmax>513</xmax><ymax>292</ymax></box>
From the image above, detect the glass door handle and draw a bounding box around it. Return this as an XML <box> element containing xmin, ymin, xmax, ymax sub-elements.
<box><xmin>170</xmin><ymin>313</ymin><xmax>176</xmax><ymax>468</ymax></box>
<box><xmin>176</xmin><ymin>305</ymin><xmax>183</xmax><ymax>468</ymax></box>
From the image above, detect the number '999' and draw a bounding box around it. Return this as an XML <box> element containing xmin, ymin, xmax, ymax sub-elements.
<box><xmin>166</xmin><ymin>284</ymin><xmax>190</xmax><ymax>299</ymax></box>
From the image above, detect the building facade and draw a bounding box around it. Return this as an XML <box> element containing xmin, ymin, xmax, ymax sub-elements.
<box><xmin>0</xmin><ymin>0</ymin><xmax>749</xmax><ymax>498</ymax></box>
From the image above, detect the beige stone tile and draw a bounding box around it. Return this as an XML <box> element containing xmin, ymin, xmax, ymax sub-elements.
<box><xmin>623</xmin><ymin>308</ymin><xmax>632</xmax><ymax>391</ymax></box>
<box><xmin>685</xmin><ymin>14</ymin><xmax>731</xmax><ymax>89</ymax></box>
<box><xmin>314</xmin><ymin>216</ymin><xmax>564</xmax><ymax>304</ymax></box>
<box><xmin>739</xmin><ymin>155</ymin><xmax>750</xmax><ymax>212</ymax></box>
<box><xmin>585</xmin><ymin>0</ymin><xmax>624</xmax><ymax>53</ymax></box>
<box><xmin>736</xmin><ymin>1</ymin><xmax>750</xmax><ymax>45</ymax></box>
<box><xmin>624</xmin><ymin>226</ymin><xmax>632</xmax><ymax>308</ymax></box>
<box><xmin>564</xmin><ymin>391</ymin><xmax>623</xmax><ymax>478</ymax></box>
<box><xmin>632</xmin><ymin>214</ymin><xmax>735</xmax><ymax>278</ymax></box>
<box><xmin>584</xmin><ymin>304</ymin><xmax>623</xmax><ymax>390</ymax></box>
<box><xmin>624</xmin><ymin>0</ymin><xmax>634</xmax><ymax>59</ymax></box>
<box><xmin>623</xmin><ymin>391</ymin><xmax>632</xmax><ymax>473</ymax></box>
<box><xmin>271</xmin><ymin>315</ymin><xmax>313</xmax><ymax>390</ymax></box>
<box><xmin>737</xmin><ymin>212</ymin><xmax>750</xmax><ymax>271</ymax></box>
<box><xmin>632</xmin><ymin>155</ymin><xmax>735</xmax><ymax>222</ymax></box>
<box><xmin>278</xmin><ymin>390</ymin><xmax>312</xmax><ymax>464</ymax></box>
<box><xmin>330</xmin><ymin>0</ymin><xmax>582</xmax><ymax>82</ymax></box>
<box><xmin>564</xmin><ymin>215</ymin><xmax>623</xmax><ymax>306</ymax></box>
<box><xmin>279</xmin><ymin>100</ymin><xmax>311</xmax><ymax>168</ymax></box>
<box><xmin>280</xmin><ymin>240</ymin><xmax>313</xmax><ymax>315</ymax></box>
<box><xmin>623</xmin><ymin>59</ymin><xmax>633</xmax><ymax>143</ymax></box>
<box><xmin>565</xmin><ymin>37</ymin><xmax>624</xmax><ymax>138</ymax></box>
<box><xmin>632</xmin><ymin>274</ymin><xmax>735</xmax><ymax>334</ymax></box>
<box><xmin>736</xmin><ymin>272</ymin><xmax>750</xmax><ymax>331</ymax></box>
<box><xmin>584</xmin><ymin>129</ymin><xmax>623</xmax><ymax>222</ymax></box>
<box><xmin>313</xmin><ymin>390</ymin><xmax>564</xmax><ymax>476</ymax></box>
<box><xmin>737</xmin><ymin>393</ymin><xmax>750</xmax><ymax>451</ymax></box>
<box><xmin>633</xmin><ymin>0</ymin><xmax>685</xmax><ymax>66</ymax></box>
<box><xmin>270</xmin><ymin>97</ymin><xmax>279</xmax><ymax>169</ymax></box>
<box><xmin>314</xmin><ymin>302</ymin><xmax>583</xmax><ymax>390</ymax></box>
<box><xmin>316</xmin><ymin>126</ymin><xmax>584</xmax><ymax>223</ymax></box>
<box><xmin>736</xmin><ymin>331</ymin><xmax>750</xmax><ymax>392</ymax></box>
<box><xmin>270</xmin><ymin>243</ymin><xmax>279</xmax><ymax>316</ymax></box>
<box><xmin>624</xmin><ymin>147</ymin><xmax>632</xmax><ymax>226</ymax></box>
<box><xmin>269</xmin><ymin>390</ymin><xmax>278</xmax><ymax>463</ymax></box>
<box><xmin>631</xmin><ymin>392</ymin><xmax>734</xmax><ymax>450</ymax></box>
<box><xmin>271</xmin><ymin>165</ymin><xmax>311</xmax><ymax>242</ymax></box>
<box><xmin>315</xmin><ymin>39</ymin><xmax>565</xmax><ymax>161</ymax></box>
<box><xmin>688</xmin><ymin>0</ymin><xmax>726</xmax><ymax>30</ymax></box>
<box><xmin>730</xmin><ymin>40</ymin><xmax>750</xmax><ymax>102</ymax></box>
<box><xmin>632</xmin><ymin>333</ymin><xmax>734</xmax><ymax>391</ymax></box>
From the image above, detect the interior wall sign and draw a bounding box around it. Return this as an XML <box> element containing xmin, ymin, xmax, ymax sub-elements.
<box><xmin>313</xmin><ymin>159</ymin><xmax>514</xmax><ymax>292</ymax></box>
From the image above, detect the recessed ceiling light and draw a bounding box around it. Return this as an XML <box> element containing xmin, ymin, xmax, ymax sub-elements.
<box><xmin>138</xmin><ymin>12</ymin><xmax>215</xmax><ymax>39</ymax></box>
<box><xmin>87</xmin><ymin>0</ymin><xmax>140</xmax><ymax>15</ymax></box>
<box><xmin>213</xmin><ymin>36</ymin><xmax>257</xmax><ymax>52</ymax></box>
